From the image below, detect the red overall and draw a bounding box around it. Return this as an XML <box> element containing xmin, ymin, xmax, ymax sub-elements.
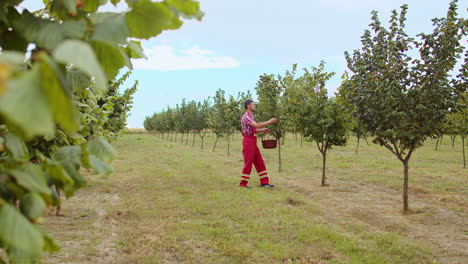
<box><xmin>240</xmin><ymin>112</ymin><xmax>269</xmax><ymax>187</ymax></box>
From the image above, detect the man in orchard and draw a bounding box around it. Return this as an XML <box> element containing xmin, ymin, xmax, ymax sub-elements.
<box><xmin>240</xmin><ymin>99</ymin><xmax>278</xmax><ymax>188</ymax></box>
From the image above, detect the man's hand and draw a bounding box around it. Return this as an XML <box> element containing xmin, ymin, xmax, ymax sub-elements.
<box><xmin>268</xmin><ymin>118</ymin><xmax>278</xmax><ymax>124</ymax></box>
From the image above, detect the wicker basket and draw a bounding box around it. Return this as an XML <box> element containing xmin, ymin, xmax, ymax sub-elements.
<box><xmin>262</xmin><ymin>139</ymin><xmax>277</xmax><ymax>149</ymax></box>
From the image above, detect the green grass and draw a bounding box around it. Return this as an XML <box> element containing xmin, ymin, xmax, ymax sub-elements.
<box><xmin>43</xmin><ymin>133</ymin><xmax>467</xmax><ymax>264</ymax></box>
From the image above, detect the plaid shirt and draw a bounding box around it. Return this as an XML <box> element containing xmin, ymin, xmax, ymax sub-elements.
<box><xmin>241</xmin><ymin>111</ymin><xmax>255</xmax><ymax>136</ymax></box>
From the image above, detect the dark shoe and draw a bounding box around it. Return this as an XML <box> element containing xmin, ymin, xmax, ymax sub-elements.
<box><xmin>240</xmin><ymin>186</ymin><xmax>253</xmax><ymax>189</ymax></box>
<box><xmin>260</xmin><ymin>184</ymin><xmax>275</xmax><ymax>188</ymax></box>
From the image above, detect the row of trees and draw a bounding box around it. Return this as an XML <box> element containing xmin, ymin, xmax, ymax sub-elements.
<box><xmin>0</xmin><ymin>0</ymin><xmax>203</xmax><ymax>263</ymax></box>
<box><xmin>145</xmin><ymin>0</ymin><xmax>466</xmax><ymax>212</ymax></box>
<box><xmin>144</xmin><ymin>89</ymin><xmax>251</xmax><ymax>155</ymax></box>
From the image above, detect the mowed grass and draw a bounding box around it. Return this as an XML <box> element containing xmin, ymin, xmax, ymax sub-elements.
<box><xmin>43</xmin><ymin>133</ymin><xmax>467</xmax><ymax>264</ymax></box>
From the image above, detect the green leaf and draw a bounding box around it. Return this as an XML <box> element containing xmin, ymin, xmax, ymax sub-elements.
<box><xmin>111</xmin><ymin>0</ymin><xmax>121</xmax><ymax>5</ymax></box>
<box><xmin>9</xmin><ymin>164</ymin><xmax>52</xmax><ymax>195</ymax></box>
<box><xmin>0</xmin><ymin>203</ymin><xmax>44</xmax><ymax>260</ymax></box>
<box><xmin>119</xmin><ymin>47</ymin><xmax>133</xmax><ymax>70</ymax></box>
<box><xmin>12</xmin><ymin>11</ymin><xmax>87</xmax><ymax>49</ymax></box>
<box><xmin>126</xmin><ymin>41</ymin><xmax>146</xmax><ymax>59</ymax></box>
<box><xmin>0</xmin><ymin>65</ymin><xmax>55</xmax><ymax>139</ymax></box>
<box><xmin>0</xmin><ymin>0</ymin><xmax>24</xmax><ymax>8</ymax></box>
<box><xmin>54</xmin><ymin>146</ymin><xmax>86</xmax><ymax>192</ymax></box>
<box><xmin>39</xmin><ymin>228</ymin><xmax>60</xmax><ymax>253</ymax></box>
<box><xmin>87</xmin><ymin>136</ymin><xmax>116</xmax><ymax>162</ymax></box>
<box><xmin>20</xmin><ymin>193</ymin><xmax>46</xmax><ymax>220</ymax></box>
<box><xmin>125</xmin><ymin>0</ymin><xmax>182</xmax><ymax>39</ymax></box>
<box><xmin>4</xmin><ymin>133</ymin><xmax>29</xmax><ymax>161</ymax></box>
<box><xmin>45</xmin><ymin>162</ymin><xmax>75</xmax><ymax>196</ymax></box>
<box><xmin>51</xmin><ymin>0</ymin><xmax>78</xmax><ymax>18</ymax></box>
<box><xmin>53</xmin><ymin>40</ymin><xmax>108</xmax><ymax>94</ymax></box>
<box><xmin>0</xmin><ymin>51</ymin><xmax>24</xmax><ymax>66</ymax></box>
<box><xmin>90</xmin><ymin>13</ymin><xmax>129</xmax><ymax>45</ymax></box>
<box><xmin>67</xmin><ymin>68</ymin><xmax>92</xmax><ymax>92</ymax></box>
<box><xmin>39</xmin><ymin>55</ymin><xmax>80</xmax><ymax>132</ymax></box>
<box><xmin>0</xmin><ymin>30</ymin><xmax>28</xmax><ymax>52</ymax></box>
<box><xmin>6</xmin><ymin>246</ymin><xmax>40</xmax><ymax>264</ymax></box>
<box><xmin>54</xmin><ymin>146</ymin><xmax>81</xmax><ymax>168</ymax></box>
<box><xmin>82</xmin><ymin>0</ymin><xmax>106</xmax><ymax>12</ymax></box>
<box><xmin>89</xmin><ymin>155</ymin><xmax>112</xmax><ymax>175</ymax></box>
<box><xmin>90</xmin><ymin>41</ymin><xmax>127</xmax><ymax>80</ymax></box>
<box><xmin>164</xmin><ymin>0</ymin><xmax>204</xmax><ymax>21</ymax></box>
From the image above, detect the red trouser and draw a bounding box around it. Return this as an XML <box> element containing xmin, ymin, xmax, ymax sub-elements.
<box><xmin>240</xmin><ymin>135</ymin><xmax>269</xmax><ymax>186</ymax></box>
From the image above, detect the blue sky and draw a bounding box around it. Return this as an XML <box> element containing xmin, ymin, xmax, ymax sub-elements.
<box><xmin>22</xmin><ymin>0</ymin><xmax>467</xmax><ymax>128</ymax></box>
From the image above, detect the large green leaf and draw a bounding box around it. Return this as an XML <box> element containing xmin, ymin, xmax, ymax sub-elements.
<box><xmin>12</xmin><ymin>11</ymin><xmax>87</xmax><ymax>49</ymax></box>
<box><xmin>89</xmin><ymin>155</ymin><xmax>112</xmax><ymax>175</ymax></box>
<box><xmin>53</xmin><ymin>40</ymin><xmax>108</xmax><ymax>94</ymax></box>
<box><xmin>87</xmin><ymin>136</ymin><xmax>116</xmax><ymax>162</ymax></box>
<box><xmin>91</xmin><ymin>41</ymin><xmax>127</xmax><ymax>80</ymax></box>
<box><xmin>0</xmin><ymin>203</ymin><xmax>44</xmax><ymax>260</ymax></box>
<box><xmin>0</xmin><ymin>66</ymin><xmax>55</xmax><ymax>139</ymax></box>
<box><xmin>20</xmin><ymin>193</ymin><xmax>46</xmax><ymax>220</ymax></box>
<box><xmin>90</xmin><ymin>13</ymin><xmax>129</xmax><ymax>45</ymax></box>
<box><xmin>126</xmin><ymin>0</ymin><xmax>182</xmax><ymax>39</ymax></box>
<box><xmin>4</xmin><ymin>133</ymin><xmax>29</xmax><ymax>161</ymax></box>
<box><xmin>39</xmin><ymin>55</ymin><xmax>79</xmax><ymax>132</ymax></box>
<box><xmin>9</xmin><ymin>164</ymin><xmax>52</xmax><ymax>195</ymax></box>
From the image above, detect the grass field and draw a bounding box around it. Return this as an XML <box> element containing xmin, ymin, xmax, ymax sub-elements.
<box><xmin>42</xmin><ymin>133</ymin><xmax>467</xmax><ymax>264</ymax></box>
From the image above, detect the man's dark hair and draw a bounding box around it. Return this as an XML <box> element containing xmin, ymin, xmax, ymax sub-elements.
<box><xmin>244</xmin><ymin>99</ymin><xmax>254</xmax><ymax>109</ymax></box>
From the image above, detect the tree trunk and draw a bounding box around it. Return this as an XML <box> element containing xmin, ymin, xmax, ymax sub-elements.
<box><xmin>462</xmin><ymin>135</ymin><xmax>466</xmax><ymax>168</ymax></box>
<box><xmin>278</xmin><ymin>137</ymin><xmax>282</xmax><ymax>172</ymax></box>
<box><xmin>213</xmin><ymin>136</ymin><xmax>218</xmax><ymax>152</ymax></box>
<box><xmin>185</xmin><ymin>132</ymin><xmax>189</xmax><ymax>145</ymax></box>
<box><xmin>227</xmin><ymin>134</ymin><xmax>230</xmax><ymax>156</ymax></box>
<box><xmin>435</xmin><ymin>136</ymin><xmax>440</xmax><ymax>150</ymax></box>
<box><xmin>55</xmin><ymin>185</ymin><xmax>63</xmax><ymax>216</ymax></box>
<box><xmin>321</xmin><ymin>150</ymin><xmax>327</xmax><ymax>186</ymax></box>
<box><xmin>355</xmin><ymin>137</ymin><xmax>360</xmax><ymax>154</ymax></box>
<box><xmin>201</xmin><ymin>137</ymin><xmax>204</xmax><ymax>150</ymax></box>
<box><xmin>364</xmin><ymin>138</ymin><xmax>369</xmax><ymax>145</ymax></box>
<box><xmin>181</xmin><ymin>133</ymin><xmax>184</xmax><ymax>144</ymax></box>
<box><xmin>192</xmin><ymin>133</ymin><xmax>196</xmax><ymax>147</ymax></box>
<box><xmin>451</xmin><ymin>135</ymin><xmax>455</xmax><ymax>149</ymax></box>
<box><xmin>300</xmin><ymin>135</ymin><xmax>303</xmax><ymax>147</ymax></box>
<box><xmin>403</xmin><ymin>161</ymin><xmax>409</xmax><ymax>211</ymax></box>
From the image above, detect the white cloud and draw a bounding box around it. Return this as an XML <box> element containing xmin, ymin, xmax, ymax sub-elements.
<box><xmin>132</xmin><ymin>45</ymin><xmax>240</xmax><ymax>71</ymax></box>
